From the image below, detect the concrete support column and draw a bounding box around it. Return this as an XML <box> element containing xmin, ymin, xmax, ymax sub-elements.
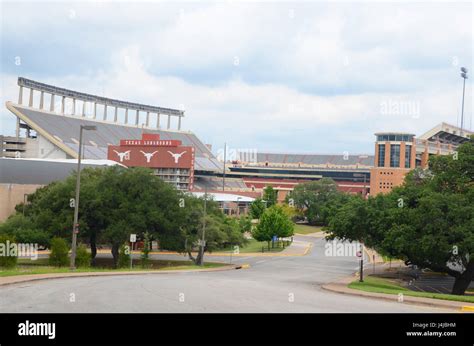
<box><xmin>167</xmin><ymin>114</ymin><xmax>171</xmax><ymax>129</ymax></box>
<box><xmin>82</xmin><ymin>101</ymin><xmax>86</xmax><ymax>117</ymax></box>
<box><xmin>16</xmin><ymin>118</ymin><xmax>20</xmax><ymax>138</ymax></box>
<box><xmin>61</xmin><ymin>96</ymin><xmax>65</xmax><ymax>114</ymax></box>
<box><xmin>125</xmin><ymin>109</ymin><xmax>128</xmax><ymax>124</ymax></box>
<box><xmin>28</xmin><ymin>88</ymin><xmax>34</xmax><ymax>107</ymax></box>
<box><xmin>50</xmin><ymin>94</ymin><xmax>55</xmax><ymax>112</ymax></box>
<box><xmin>114</xmin><ymin>107</ymin><xmax>118</xmax><ymax>122</ymax></box>
<box><xmin>156</xmin><ymin>113</ymin><xmax>160</xmax><ymax>128</ymax></box>
<box><xmin>104</xmin><ymin>104</ymin><xmax>108</xmax><ymax>121</ymax></box>
<box><xmin>39</xmin><ymin>91</ymin><xmax>44</xmax><ymax>109</ymax></box>
<box><xmin>135</xmin><ymin>110</ymin><xmax>139</xmax><ymax>125</ymax></box>
<box><xmin>146</xmin><ymin>112</ymin><xmax>150</xmax><ymax>127</ymax></box>
<box><xmin>18</xmin><ymin>86</ymin><xmax>23</xmax><ymax>104</ymax></box>
<box><xmin>178</xmin><ymin>115</ymin><xmax>182</xmax><ymax>130</ymax></box>
<box><xmin>93</xmin><ymin>103</ymin><xmax>97</xmax><ymax>119</ymax></box>
<box><xmin>72</xmin><ymin>98</ymin><xmax>76</xmax><ymax>115</ymax></box>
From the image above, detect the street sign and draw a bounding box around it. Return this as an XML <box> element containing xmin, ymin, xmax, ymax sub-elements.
<box><xmin>233</xmin><ymin>245</ymin><xmax>240</xmax><ymax>255</ymax></box>
<box><xmin>356</xmin><ymin>250</ymin><xmax>362</xmax><ymax>257</ymax></box>
<box><xmin>130</xmin><ymin>234</ymin><xmax>137</xmax><ymax>243</ymax></box>
<box><xmin>272</xmin><ymin>235</ymin><xmax>277</xmax><ymax>242</ymax></box>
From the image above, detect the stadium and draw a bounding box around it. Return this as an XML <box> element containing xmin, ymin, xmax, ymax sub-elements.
<box><xmin>1</xmin><ymin>77</ymin><xmax>472</xmax><ymax>220</ymax></box>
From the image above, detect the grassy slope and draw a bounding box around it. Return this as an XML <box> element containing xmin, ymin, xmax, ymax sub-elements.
<box><xmin>349</xmin><ymin>276</ymin><xmax>474</xmax><ymax>303</ymax></box>
<box><xmin>0</xmin><ymin>258</ymin><xmax>225</xmax><ymax>277</ymax></box>
<box><xmin>293</xmin><ymin>224</ymin><xmax>323</xmax><ymax>235</ymax></box>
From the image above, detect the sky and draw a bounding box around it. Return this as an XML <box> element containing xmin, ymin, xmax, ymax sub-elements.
<box><xmin>0</xmin><ymin>0</ymin><xmax>472</xmax><ymax>156</ymax></box>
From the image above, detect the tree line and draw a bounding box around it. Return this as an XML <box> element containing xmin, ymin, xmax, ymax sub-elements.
<box><xmin>0</xmin><ymin>166</ymin><xmax>247</xmax><ymax>267</ymax></box>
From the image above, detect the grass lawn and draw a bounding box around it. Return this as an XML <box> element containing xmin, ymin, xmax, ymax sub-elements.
<box><xmin>219</xmin><ymin>238</ymin><xmax>287</xmax><ymax>253</ymax></box>
<box><xmin>293</xmin><ymin>223</ymin><xmax>323</xmax><ymax>235</ymax></box>
<box><xmin>349</xmin><ymin>276</ymin><xmax>474</xmax><ymax>303</ymax></box>
<box><xmin>0</xmin><ymin>258</ymin><xmax>226</xmax><ymax>277</ymax></box>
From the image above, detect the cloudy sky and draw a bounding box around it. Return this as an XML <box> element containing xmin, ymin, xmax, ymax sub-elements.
<box><xmin>0</xmin><ymin>1</ymin><xmax>472</xmax><ymax>155</ymax></box>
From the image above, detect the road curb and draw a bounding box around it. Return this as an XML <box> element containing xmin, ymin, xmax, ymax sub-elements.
<box><xmin>0</xmin><ymin>264</ymin><xmax>238</xmax><ymax>288</ymax></box>
<box><xmin>321</xmin><ymin>276</ymin><xmax>474</xmax><ymax>312</ymax></box>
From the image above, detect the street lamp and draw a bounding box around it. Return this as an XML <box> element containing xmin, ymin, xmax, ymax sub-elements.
<box><xmin>460</xmin><ymin>67</ymin><xmax>468</xmax><ymax>136</ymax></box>
<box><xmin>70</xmin><ymin>125</ymin><xmax>97</xmax><ymax>270</ymax></box>
<box><xmin>198</xmin><ymin>185</ymin><xmax>208</xmax><ymax>266</ymax></box>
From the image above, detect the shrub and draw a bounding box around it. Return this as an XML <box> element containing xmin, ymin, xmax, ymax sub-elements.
<box><xmin>48</xmin><ymin>237</ymin><xmax>69</xmax><ymax>267</ymax></box>
<box><xmin>75</xmin><ymin>244</ymin><xmax>91</xmax><ymax>268</ymax></box>
<box><xmin>0</xmin><ymin>234</ymin><xmax>18</xmax><ymax>268</ymax></box>
<box><xmin>118</xmin><ymin>243</ymin><xmax>131</xmax><ymax>268</ymax></box>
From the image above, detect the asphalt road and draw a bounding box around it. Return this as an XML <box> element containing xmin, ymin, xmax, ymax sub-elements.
<box><xmin>0</xmin><ymin>236</ymin><xmax>452</xmax><ymax>312</ymax></box>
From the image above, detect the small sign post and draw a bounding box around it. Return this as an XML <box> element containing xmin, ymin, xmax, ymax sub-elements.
<box><xmin>130</xmin><ymin>234</ymin><xmax>137</xmax><ymax>270</ymax></box>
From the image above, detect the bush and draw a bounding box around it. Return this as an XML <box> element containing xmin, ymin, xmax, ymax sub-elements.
<box><xmin>75</xmin><ymin>244</ymin><xmax>91</xmax><ymax>268</ymax></box>
<box><xmin>118</xmin><ymin>243</ymin><xmax>131</xmax><ymax>268</ymax></box>
<box><xmin>49</xmin><ymin>237</ymin><xmax>69</xmax><ymax>267</ymax></box>
<box><xmin>0</xmin><ymin>234</ymin><xmax>18</xmax><ymax>268</ymax></box>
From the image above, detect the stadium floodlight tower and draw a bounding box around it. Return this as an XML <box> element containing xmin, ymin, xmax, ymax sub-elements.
<box><xmin>460</xmin><ymin>67</ymin><xmax>468</xmax><ymax>136</ymax></box>
<box><xmin>70</xmin><ymin>125</ymin><xmax>97</xmax><ymax>270</ymax></box>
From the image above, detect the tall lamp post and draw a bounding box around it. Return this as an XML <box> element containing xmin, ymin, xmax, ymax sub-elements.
<box><xmin>70</xmin><ymin>125</ymin><xmax>97</xmax><ymax>270</ymax></box>
<box><xmin>198</xmin><ymin>185</ymin><xmax>208</xmax><ymax>266</ymax></box>
<box><xmin>460</xmin><ymin>67</ymin><xmax>468</xmax><ymax>136</ymax></box>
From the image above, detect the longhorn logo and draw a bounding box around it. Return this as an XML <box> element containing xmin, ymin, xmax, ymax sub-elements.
<box><xmin>113</xmin><ymin>150</ymin><xmax>131</xmax><ymax>162</ymax></box>
<box><xmin>140</xmin><ymin>150</ymin><xmax>158</xmax><ymax>163</ymax></box>
<box><xmin>168</xmin><ymin>151</ymin><xmax>187</xmax><ymax>164</ymax></box>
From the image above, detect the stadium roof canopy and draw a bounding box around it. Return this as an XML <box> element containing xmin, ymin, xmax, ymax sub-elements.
<box><xmin>7</xmin><ymin>103</ymin><xmax>223</xmax><ymax>172</ymax></box>
<box><xmin>418</xmin><ymin>122</ymin><xmax>473</xmax><ymax>145</ymax></box>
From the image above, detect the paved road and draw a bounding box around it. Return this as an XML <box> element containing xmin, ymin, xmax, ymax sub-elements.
<box><xmin>0</xmin><ymin>236</ymin><xmax>452</xmax><ymax>312</ymax></box>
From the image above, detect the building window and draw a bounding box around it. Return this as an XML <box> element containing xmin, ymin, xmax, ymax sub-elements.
<box><xmin>377</xmin><ymin>144</ymin><xmax>385</xmax><ymax>167</ymax></box>
<box><xmin>405</xmin><ymin>145</ymin><xmax>411</xmax><ymax>168</ymax></box>
<box><xmin>390</xmin><ymin>144</ymin><xmax>400</xmax><ymax>167</ymax></box>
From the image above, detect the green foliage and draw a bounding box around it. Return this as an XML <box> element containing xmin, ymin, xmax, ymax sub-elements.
<box><xmin>48</xmin><ymin>237</ymin><xmax>69</xmax><ymax>267</ymax></box>
<box><xmin>0</xmin><ymin>214</ymin><xmax>49</xmax><ymax>247</ymax></box>
<box><xmin>75</xmin><ymin>244</ymin><xmax>91</xmax><ymax>268</ymax></box>
<box><xmin>253</xmin><ymin>205</ymin><xmax>294</xmax><ymax>243</ymax></box>
<box><xmin>249</xmin><ymin>198</ymin><xmax>266</xmax><ymax>219</ymax></box>
<box><xmin>326</xmin><ymin>137</ymin><xmax>474</xmax><ymax>295</ymax></box>
<box><xmin>0</xmin><ymin>234</ymin><xmax>18</xmax><ymax>268</ymax></box>
<box><xmin>118</xmin><ymin>243</ymin><xmax>131</xmax><ymax>269</ymax></box>
<box><xmin>238</xmin><ymin>216</ymin><xmax>252</xmax><ymax>233</ymax></box>
<box><xmin>262</xmin><ymin>186</ymin><xmax>277</xmax><ymax>207</ymax></box>
<box><xmin>288</xmin><ymin>178</ymin><xmax>346</xmax><ymax>225</ymax></box>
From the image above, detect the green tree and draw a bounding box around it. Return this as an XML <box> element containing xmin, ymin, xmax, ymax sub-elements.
<box><xmin>249</xmin><ymin>198</ymin><xmax>266</xmax><ymax>219</ymax></box>
<box><xmin>262</xmin><ymin>186</ymin><xmax>278</xmax><ymax>207</ymax></box>
<box><xmin>253</xmin><ymin>205</ymin><xmax>294</xmax><ymax>248</ymax></box>
<box><xmin>327</xmin><ymin>137</ymin><xmax>474</xmax><ymax>295</ymax></box>
<box><xmin>288</xmin><ymin>178</ymin><xmax>343</xmax><ymax>225</ymax></box>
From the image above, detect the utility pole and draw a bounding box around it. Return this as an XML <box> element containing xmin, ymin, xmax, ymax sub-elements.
<box><xmin>70</xmin><ymin>125</ymin><xmax>96</xmax><ymax>270</ymax></box>
<box><xmin>199</xmin><ymin>185</ymin><xmax>208</xmax><ymax>266</ymax></box>
<box><xmin>359</xmin><ymin>243</ymin><xmax>364</xmax><ymax>282</ymax></box>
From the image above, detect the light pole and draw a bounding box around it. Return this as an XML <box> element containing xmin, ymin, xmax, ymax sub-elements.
<box><xmin>70</xmin><ymin>125</ymin><xmax>97</xmax><ymax>270</ymax></box>
<box><xmin>199</xmin><ymin>185</ymin><xmax>208</xmax><ymax>266</ymax></box>
<box><xmin>460</xmin><ymin>67</ymin><xmax>468</xmax><ymax>136</ymax></box>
